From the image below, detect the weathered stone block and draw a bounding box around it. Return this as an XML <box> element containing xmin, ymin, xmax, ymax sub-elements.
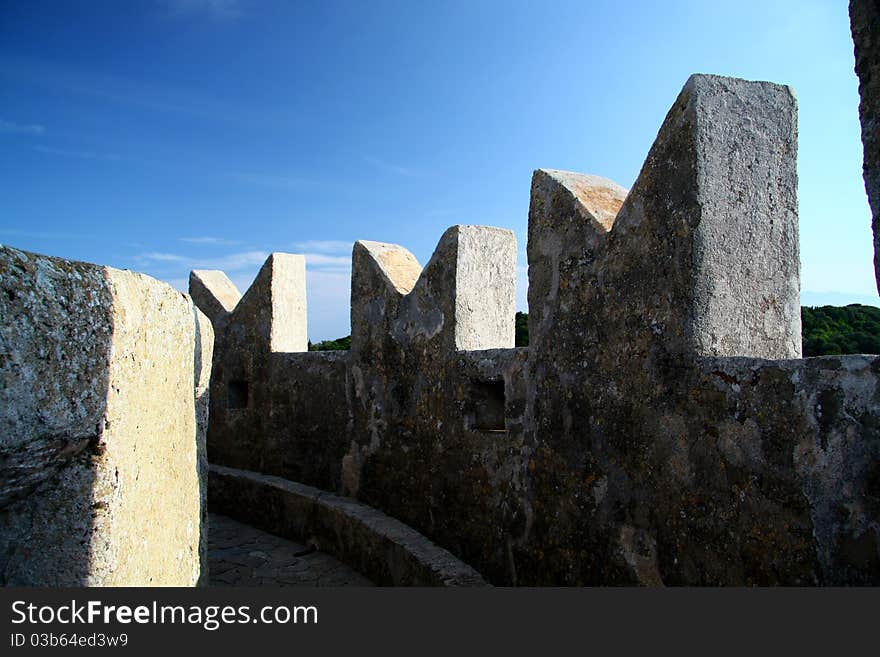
<box><xmin>350</xmin><ymin>240</ymin><xmax>422</xmax><ymax>360</ymax></box>
<box><xmin>531</xmin><ymin>74</ymin><xmax>801</xmax><ymax>362</ymax></box>
<box><xmin>189</xmin><ymin>269</ymin><xmax>242</xmax><ymax>327</ymax></box>
<box><xmin>352</xmin><ymin>225</ymin><xmax>516</xmax><ymax>353</ymax></box>
<box><xmin>527</xmin><ymin>170</ymin><xmax>628</xmax><ymax>353</ymax></box>
<box><xmin>228</xmin><ymin>253</ymin><xmax>307</xmax><ymax>354</ymax></box>
<box><xmin>453</xmin><ymin>226</ymin><xmax>517</xmax><ymax>350</ymax></box>
<box><xmin>0</xmin><ymin>245</ymin><xmax>212</xmax><ymax>586</ymax></box>
<box><xmin>851</xmin><ymin>0</ymin><xmax>880</xmax><ymax>294</ymax></box>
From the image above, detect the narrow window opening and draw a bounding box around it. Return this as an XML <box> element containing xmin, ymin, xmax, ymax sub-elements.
<box><xmin>227</xmin><ymin>380</ymin><xmax>249</xmax><ymax>409</ymax></box>
<box><xmin>469</xmin><ymin>379</ymin><xmax>506</xmax><ymax>432</ymax></box>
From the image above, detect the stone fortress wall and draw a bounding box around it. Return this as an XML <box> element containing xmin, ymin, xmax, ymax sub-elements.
<box><xmin>193</xmin><ymin>73</ymin><xmax>880</xmax><ymax>585</ymax></box>
<box><xmin>1</xmin><ymin>4</ymin><xmax>879</xmax><ymax>585</ymax></box>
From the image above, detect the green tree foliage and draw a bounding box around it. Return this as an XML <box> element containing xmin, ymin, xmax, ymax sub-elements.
<box><xmin>801</xmin><ymin>304</ymin><xmax>880</xmax><ymax>356</ymax></box>
<box><xmin>306</xmin><ymin>305</ymin><xmax>880</xmax><ymax>356</ymax></box>
<box><xmin>513</xmin><ymin>307</ymin><xmax>880</xmax><ymax>354</ymax></box>
<box><xmin>308</xmin><ymin>335</ymin><xmax>351</xmax><ymax>351</ymax></box>
<box><xmin>515</xmin><ymin>311</ymin><xmax>529</xmax><ymax>347</ymax></box>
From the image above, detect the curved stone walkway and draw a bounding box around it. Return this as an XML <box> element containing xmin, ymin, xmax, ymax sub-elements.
<box><xmin>208</xmin><ymin>513</ymin><xmax>374</xmax><ymax>586</ymax></box>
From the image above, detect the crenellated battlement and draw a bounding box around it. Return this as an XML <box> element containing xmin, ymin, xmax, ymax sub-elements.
<box><xmin>352</xmin><ymin>225</ymin><xmax>517</xmax><ymax>353</ymax></box>
<box><xmin>191</xmin><ymin>73</ymin><xmax>879</xmax><ymax>585</ymax></box>
<box><xmin>191</xmin><ymin>252</ymin><xmax>307</xmax><ymax>353</ymax></box>
<box><xmin>3</xmin><ymin>67</ymin><xmax>878</xmax><ymax>587</ymax></box>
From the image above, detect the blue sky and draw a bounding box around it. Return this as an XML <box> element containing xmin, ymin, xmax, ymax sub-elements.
<box><xmin>0</xmin><ymin>0</ymin><xmax>875</xmax><ymax>340</ymax></box>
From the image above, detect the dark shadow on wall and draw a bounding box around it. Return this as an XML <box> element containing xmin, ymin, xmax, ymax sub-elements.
<box><xmin>193</xmin><ymin>307</ymin><xmax>211</xmax><ymax>587</ymax></box>
<box><xmin>0</xmin><ymin>247</ymin><xmax>112</xmax><ymax>585</ymax></box>
<box><xmin>0</xmin><ymin>454</ymin><xmax>103</xmax><ymax>586</ymax></box>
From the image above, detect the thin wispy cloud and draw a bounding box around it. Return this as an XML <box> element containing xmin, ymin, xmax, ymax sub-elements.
<box><xmin>140</xmin><ymin>252</ymin><xmax>186</xmax><ymax>262</ymax></box>
<box><xmin>291</xmin><ymin>240</ymin><xmax>353</xmax><ymax>253</ymax></box>
<box><xmin>364</xmin><ymin>155</ymin><xmax>421</xmax><ymax>178</ymax></box>
<box><xmin>161</xmin><ymin>0</ymin><xmax>241</xmax><ymax>20</ymax></box>
<box><xmin>0</xmin><ymin>118</ymin><xmax>45</xmax><ymax>135</ymax></box>
<box><xmin>228</xmin><ymin>172</ymin><xmax>314</xmax><ymax>190</ymax></box>
<box><xmin>303</xmin><ymin>253</ymin><xmax>351</xmax><ymax>268</ymax></box>
<box><xmin>179</xmin><ymin>236</ymin><xmax>242</xmax><ymax>246</ymax></box>
<box><xmin>164</xmin><ymin>278</ymin><xmax>190</xmax><ymax>291</ymax></box>
<box><xmin>149</xmin><ymin>247</ymin><xmax>355</xmax><ymax>340</ymax></box>
<box><xmin>140</xmin><ymin>249</ymin><xmax>350</xmax><ymax>272</ymax></box>
<box><xmin>0</xmin><ymin>228</ymin><xmax>83</xmax><ymax>241</ymax></box>
<box><xmin>33</xmin><ymin>145</ymin><xmax>119</xmax><ymax>160</ymax></box>
<box><xmin>424</xmin><ymin>208</ymin><xmax>459</xmax><ymax>218</ymax></box>
<box><xmin>0</xmin><ymin>56</ymin><xmax>297</xmax><ymax>131</ymax></box>
<box><xmin>137</xmin><ymin>250</ymin><xmax>268</xmax><ymax>271</ymax></box>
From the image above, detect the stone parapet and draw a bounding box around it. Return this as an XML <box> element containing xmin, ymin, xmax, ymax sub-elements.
<box><xmin>209</xmin><ymin>464</ymin><xmax>488</xmax><ymax>586</ymax></box>
<box><xmin>1</xmin><ymin>245</ymin><xmax>212</xmax><ymax>586</ymax></box>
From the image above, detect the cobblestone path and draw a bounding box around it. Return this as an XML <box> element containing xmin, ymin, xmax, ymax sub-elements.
<box><xmin>208</xmin><ymin>513</ymin><xmax>374</xmax><ymax>586</ymax></box>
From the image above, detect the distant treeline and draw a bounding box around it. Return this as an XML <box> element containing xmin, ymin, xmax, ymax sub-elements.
<box><xmin>309</xmin><ymin>306</ymin><xmax>880</xmax><ymax>357</ymax></box>
<box><xmin>801</xmin><ymin>304</ymin><xmax>880</xmax><ymax>356</ymax></box>
<box><xmin>308</xmin><ymin>335</ymin><xmax>351</xmax><ymax>351</ymax></box>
